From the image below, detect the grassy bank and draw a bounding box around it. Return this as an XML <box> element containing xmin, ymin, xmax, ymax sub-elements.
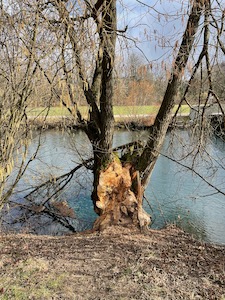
<box><xmin>0</xmin><ymin>226</ymin><xmax>224</xmax><ymax>300</ymax></box>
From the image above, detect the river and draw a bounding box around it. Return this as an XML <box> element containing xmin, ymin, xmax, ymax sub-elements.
<box><xmin>3</xmin><ymin>128</ymin><xmax>225</xmax><ymax>245</ymax></box>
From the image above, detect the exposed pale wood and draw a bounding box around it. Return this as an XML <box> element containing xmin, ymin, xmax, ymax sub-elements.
<box><xmin>93</xmin><ymin>160</ymin><xmax>150</xmax><ymax>231</ymax></box>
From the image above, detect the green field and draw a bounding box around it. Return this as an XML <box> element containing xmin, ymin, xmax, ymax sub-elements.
<box><xmin>27</xmin><ymin>105</ymin><xmax>190</xmax><ymax>117</ymax></box>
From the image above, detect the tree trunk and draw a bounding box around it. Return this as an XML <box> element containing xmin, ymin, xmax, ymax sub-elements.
<box><xmin>88</xmin><ymin>0</ymin><xmax>151</xmax><ymax>231</ymax></box>
<box><xmin>92</xmin><ymin>0</ymin><xmax>203</xmax><ymax>231</ymax></box>
<box><xmin>89</xmin><ymin>0</ymin><xmax>150</xmax><ymax>230</ymax></box>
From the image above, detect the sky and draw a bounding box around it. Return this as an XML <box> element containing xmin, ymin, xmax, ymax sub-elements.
<box><xmin>117</xmin><ymin>0</ymin><xmax>189</xmax><ymax>63</ymax></box>
<box><xmin>117</xmin><ymin>0</ymin><xmax>225</xmax><ymax>69</ymax></box>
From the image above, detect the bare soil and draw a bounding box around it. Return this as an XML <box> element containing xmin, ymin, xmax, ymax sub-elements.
<box><xmin>0</xmin><ymin>225</ymin><xmax>225</xmax><ymax>300</ymax></box>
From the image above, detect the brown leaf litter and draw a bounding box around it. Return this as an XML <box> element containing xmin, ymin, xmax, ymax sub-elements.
<box><xmin>0</xmin><ymin>225</ymin><xmax>225</xmax><ymax>300</ymax></box>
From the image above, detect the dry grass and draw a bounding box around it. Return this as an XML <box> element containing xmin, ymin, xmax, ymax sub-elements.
<box><xmin>0</xmin><ymin>225</ymin><xmax>225</xmax><ymax>300</ymax></box>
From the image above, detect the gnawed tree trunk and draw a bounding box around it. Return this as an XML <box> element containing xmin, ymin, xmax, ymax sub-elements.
<box><xmin>84</xmin><ymin>0</ymin><xmax>151</xmax><ymax>231</ymax></box>
<box><xmin>92</xmin><ymin>0</ymin><xmax>203</xmax><ymax>231</ymax></box>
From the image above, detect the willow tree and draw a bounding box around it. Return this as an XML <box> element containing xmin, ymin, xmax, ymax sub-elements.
<box><xmin>10</xmin><ymin>0</ymin><xmax>224</xmax><ymax>232</ymax></box>
<box><xmin>0</xmin><ymin>2</ymin><xmax>41</xmax><ymax>209</ymax></box>
<box><xmin>33</xmin><ymin>0</ymin><xmax>206</xmax><ymax>231</ymax></box>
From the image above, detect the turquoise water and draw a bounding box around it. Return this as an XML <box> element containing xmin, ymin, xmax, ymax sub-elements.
<box><xmin>5</xmin><ymin>129</ymin><xmax>225</xmax><ymax>245</ymax></box>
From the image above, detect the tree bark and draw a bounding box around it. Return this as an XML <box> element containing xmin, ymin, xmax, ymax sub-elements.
<box><xmin>89</xmin><ymin>0</ymin><xmax>151</xmax><ymax>230</ymax></box>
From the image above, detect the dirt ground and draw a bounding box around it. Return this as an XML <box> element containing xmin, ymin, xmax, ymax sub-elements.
<box><xmin>0</xmin><ymin>225</ymin><xmax>225</xmax><ymax>300</ymax></box>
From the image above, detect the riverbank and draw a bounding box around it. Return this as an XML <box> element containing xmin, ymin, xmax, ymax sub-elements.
<box><xmin>1</xmin><ymin>225</ymin><xmax>225</xmax><ymax>299</ymax></box>
<box><xmin>27</xmin><ymin>105</ymin><xmax>190</xmax><ymax>130</ymax></box>
<box><xmin>28</xmin><ymin>113</ymin><xmax>190</xmax><ymax>130</ymax></box>
<box><xmin>28</xmin><ymin>115</ymin><xmax>157</xmax><ymax>129</ymax></box>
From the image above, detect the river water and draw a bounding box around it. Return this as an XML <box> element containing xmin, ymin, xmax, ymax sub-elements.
<box><xmin>5</xmin><ymin>128</ymin><xmax>225</xmax><ymax>245</ymax></box>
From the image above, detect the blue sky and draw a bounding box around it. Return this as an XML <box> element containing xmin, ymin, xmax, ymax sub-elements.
<box><xmin>116</xmin><ymin>0</ymin><xmax>225</xmax><ymax>73</ymax></box>
<box><xmin>117</xmin><ymin>0</ymin><xmax>189</xmax><ymax>62</ymax></box>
